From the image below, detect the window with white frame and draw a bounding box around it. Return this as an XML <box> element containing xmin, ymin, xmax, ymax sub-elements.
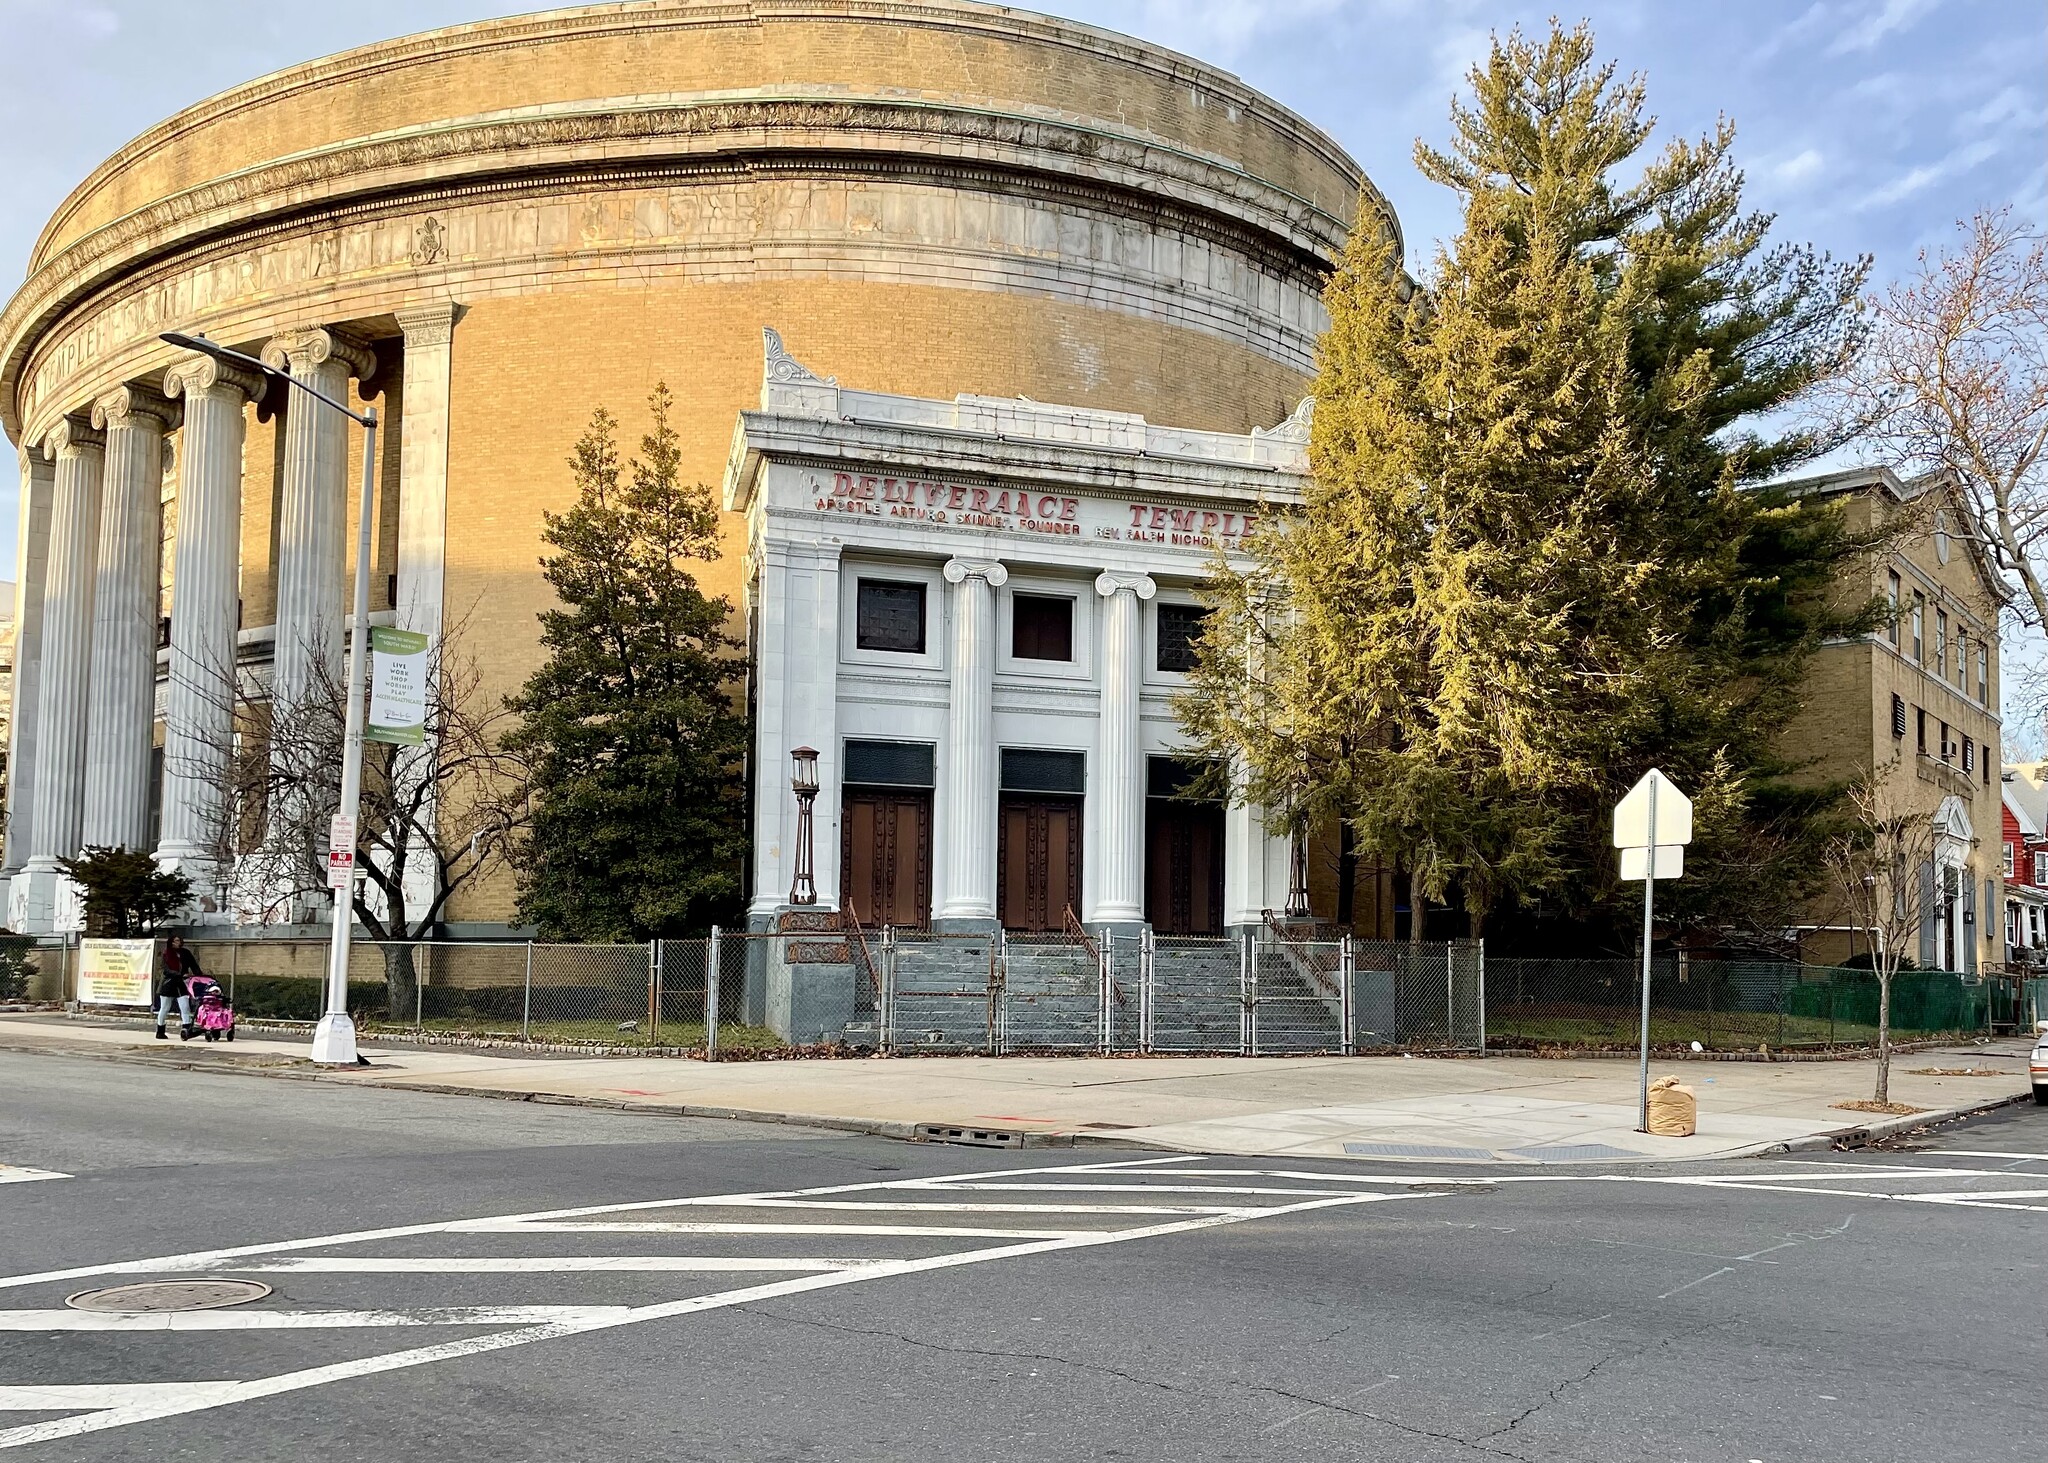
<box><xmin>2035</xmin><ymin>852</ymin><xmax>2047</xmax><ymax>886</ymax></box>
<box><xmin>2006</xmin><ymin>841</ymin><xmax>2017</xmax><ymax>879</ymax></box>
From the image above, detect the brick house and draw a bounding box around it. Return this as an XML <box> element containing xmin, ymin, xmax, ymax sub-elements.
<box><xmin>2004</xmin><ymin>769</ymin><xmax>2048</xmax><ymax>969</ymax></box>
<box><xmin>1779</xmin><ymin>467</ymin><xmax>2004</xmax><ymax>972</ymax></box>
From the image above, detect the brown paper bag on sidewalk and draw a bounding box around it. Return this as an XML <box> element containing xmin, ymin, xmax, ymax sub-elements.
<box><xmin>1646</xmin><ymin>1075</ymin><xmax>1697</xmax><ymax>1137</ymax></box>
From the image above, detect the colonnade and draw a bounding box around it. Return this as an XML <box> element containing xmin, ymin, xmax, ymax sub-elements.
<box><xmin>4</xmin><ymin>310</ymin><xmax>455</xmax><ymax>934</ymax></box>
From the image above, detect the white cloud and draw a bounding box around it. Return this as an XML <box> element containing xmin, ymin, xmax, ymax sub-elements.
<box><xmin>1857</xmin><ymin>136</ymin><xmax>2001</xmax><ymax>209</ymax></box>
<box><xmin>1826</xmin><ymin>0</ymin><xmax>1937</xmax><ymax>56</ymax></box>
<box><xmin>1772</xmin><ymin>147</ymin><xmax>1826</xmax><ymax>186</ymax></box>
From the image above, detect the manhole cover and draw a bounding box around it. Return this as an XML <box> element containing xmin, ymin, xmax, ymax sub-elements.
<box><xmin>66</xmin><ymin>1280</ymin><xmax>272</xmax><ymax>1313</ymax></box>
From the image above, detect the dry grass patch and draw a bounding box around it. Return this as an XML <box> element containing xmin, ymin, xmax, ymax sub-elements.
<box><xmin>1832</xmin><ymin>1099</ymin><xmax>1927</xmax><ymax>1116</ymax></box>
<box><xmin>1906</xmin><ymin>1067</ymin><xmax>2010</xmax><ymax>1077</ymax></box>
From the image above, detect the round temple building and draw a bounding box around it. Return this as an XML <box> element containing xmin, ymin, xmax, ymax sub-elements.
<box><xmin>0</xmin><ymin>0</ymin><xmax>1389</xmax><ymax>941</ymax></box>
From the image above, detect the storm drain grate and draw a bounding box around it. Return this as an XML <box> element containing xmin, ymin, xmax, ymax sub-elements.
<box><xmin>915</xmin><ymin>1124</ymin><xmax>1025</xmax><ymax>1148</ymax></box>
<box><xmin>1343</xmin><ymin>1143</ymin><xmax>1497</xmax><ymax>1161</ymax></box>
<box><xmin>66</xmin><ymin>1280</ymin><xmax>272</xmax><ymax>1313</ymax></box>
<box><xmin>1502</xmin><ymin>1144</ymin><xmax>1646</xmax><ymax>1163</ymax></box>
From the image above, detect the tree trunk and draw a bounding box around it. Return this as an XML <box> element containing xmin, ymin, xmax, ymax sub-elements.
<box><xmin>382</xmin><ymin>941</ymin><xmax>420</xmax><ymax>1026</ymax></box>
<box><xmin>1874</xmin><ymin>964</ymin><xmax>1894</xmax><ymax>1104</ymax></box>
<box><xmin>1335</xmin><ymin>821</ymin><xmax>1356</xmax><ymax>929</ymax></box>
<box><xmin>1408</xmin><ymin>870</ymin><xmax>1428</xmax><ymax>944</ymax></box>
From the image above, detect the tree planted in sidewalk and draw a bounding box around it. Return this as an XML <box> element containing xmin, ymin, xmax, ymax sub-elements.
<box><xmin>507</xmin><ymin>385</ymin><xmax>750</xmax><ymax>942</ymax></box>
<box><xmin>1823</xmin><ymin>761</ymin><xmax>1939</xmax><ymax>1106</ymax></box>
<box><xmin>1180</xmin><ymin>20</ymin><xmax>1876</xmax><ymax>943</ymax></box>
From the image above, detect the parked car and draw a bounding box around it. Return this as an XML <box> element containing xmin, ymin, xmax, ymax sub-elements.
<box><xmin>2033</xmin><ymin>1027</ymin><xmax>2048</xmax><ymax>1104</ymax></box>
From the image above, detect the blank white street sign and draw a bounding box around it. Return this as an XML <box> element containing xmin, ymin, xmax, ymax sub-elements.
<box><xmin>1620</xmin><ymin>845</ymin><xmax>1685</xmax><ymax>881</ymax></box>
<box><xmin>1612</xmin><ymin>769</ymin><xmax>1693</xmax><ymax>850</ymax></box>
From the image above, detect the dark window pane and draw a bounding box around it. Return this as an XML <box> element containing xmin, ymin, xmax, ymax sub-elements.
<box><xmin>856</xmin><ymin>580</ymin><xmax>926</xmax><ymax>653</ymax></box>
<box><xmin>1001</xmin><ymin>748</ymin><xmax>1086</xmax><ymax>794</ymax></box>
<box><xmin>1012</xmin><ymin>594</ymin><xmax>1074</xmax><ymax>662</ymax></box>
<box><xmin>844</xmin><ymin>740</ymin><xmax>936</xmax><ymax>788</ymax></box>
<box><xmin>1147</xmin><ymin>755</ymin><xmax>1222</xmax><ymax>800</ymax></box>
<box><xmin>1157</xmin><ymin>603</ymin><xmax>1209</xmax><ymax>673</ymax></box>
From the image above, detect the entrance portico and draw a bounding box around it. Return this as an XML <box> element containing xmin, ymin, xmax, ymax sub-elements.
<box><xmin>728</xmin><ymin>330</ymin><xmax>1305</xmax><ymax>937</ymax></box>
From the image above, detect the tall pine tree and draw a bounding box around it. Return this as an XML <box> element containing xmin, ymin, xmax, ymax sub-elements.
<box><xmin>507</xmin><ymin>385</ymin><xmax>750</xmax><ymax>941</ymax></box>
<box><xmin>1182</xmin><ymin>22</ymin><xmax>1876</xmax><ymax>945</ymax></box>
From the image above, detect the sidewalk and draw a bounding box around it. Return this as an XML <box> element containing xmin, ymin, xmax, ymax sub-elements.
<box><xmin>2</xmin><ymin>1014</ymin><xmax>2032</xmax><ymax>1162</ymax></box>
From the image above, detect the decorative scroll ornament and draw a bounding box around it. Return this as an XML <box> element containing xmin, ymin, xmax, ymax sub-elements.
<box><xmin>90</xmin><ymin>382</ymin><xmax>177</xmax><ymax>433</ymax></box>
<box><xmin>1094</xmin><ymin>571</ymin><xmax>1156</xmax><ymax>600</ymax></box>
<box><xmin>943</xmin><ymin>557</ymin><xmax>1008</xmax><ymax>587</ymax></box>
<box><xmin>42</xmin><ymin>413</ymin><xmax>103</xmax><ymax>460</ymax></box>
<box><xmin>260</xmin><ymin>326</ymin><xmax>376</xmax><ymax>381</ymax></box>
<box><xmin>1252</xmin><ymin>395</ymin><xmax>1314</xmax><ymax>444</ymax></box>
<box><xmin>763</xmin><ymin>326</ymin><xmax>837</xmax><ymax>387</ymax></box>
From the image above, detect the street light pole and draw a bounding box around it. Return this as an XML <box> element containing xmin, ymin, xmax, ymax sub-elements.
<box><xmin>161</xmin><ymin>331</ymin><xmax>377</xmax><ymax>1066</ymax></box>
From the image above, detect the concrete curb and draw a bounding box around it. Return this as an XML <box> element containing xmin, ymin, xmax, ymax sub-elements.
<box><xmin>1765</xmin><ymin>1089</ymin><xmax>2038</xmax><ymax>1154</ymax></box>
<box><xmin>1</xmin><ymin>1030</ymin><xmax>2032</xmax><ymax>1162</ymax></box>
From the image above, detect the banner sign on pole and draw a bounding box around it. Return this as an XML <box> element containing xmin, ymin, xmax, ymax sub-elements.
<box><xmin>77</xmin><ymin>939</ymin><xmax>158</xmax><ymax>1006</ymax></box>
<box><xmin>366</xmin><ymin>627</ymin><xmax>430</xmax><ymax>746</ymax></box>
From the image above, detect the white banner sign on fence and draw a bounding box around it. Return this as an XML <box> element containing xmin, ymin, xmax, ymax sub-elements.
<box><xmin>77</xmin><ymin>938</ymin><xmax>158</xmax><ymax>1006</ymax></box>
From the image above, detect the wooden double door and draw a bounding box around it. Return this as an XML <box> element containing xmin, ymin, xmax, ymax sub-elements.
<box><xmin>841</xmin><ymin>788</ymin><xmax>932</xmax><ymax>928</ymax></box>
<box><xmin>998</xmin><ymin>794</ymin><xmax>1083</xmax><ymax>932</ymax></box>
<box><xmin>1146</xmin><ymin>798</ymin><xmax>1225</xmax><ymax>936</ymax></box>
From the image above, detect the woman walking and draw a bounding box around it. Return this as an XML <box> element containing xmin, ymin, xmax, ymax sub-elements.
<box><xmin>155</xmin><ymin>936</ymin><xmax>202</xmax><ymax>1041</ymax></box>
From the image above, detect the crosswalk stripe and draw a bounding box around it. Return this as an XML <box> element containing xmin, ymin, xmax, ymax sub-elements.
<box><xmin>222</xmin><ymin>1257</ymin><xmax>880</xmax><ymax>1274</ymax></box>
<box><xmin>0</xmin><ymin>1384</ymin><xmax>241</xmax><ymax>1410</ymax></box>
<box><xmin>690</xmin><ymin>1199</ymin><xmax>1267</xmax><ymax>1215</ymax></box>
<box><xmin>0</xmin><ymin>1167</ymin><xmax>68</xmax><ymax>1186</ymax></box>
<box><xmin>927</xmin><ymin>1183</ymin><xmax>1359</xmax><ymax>1197</ymax></box>
<box><xmin>451</xmin><ymin>1221</ymin><xmax>1116</xmax><ymax>1239</ymax></box>
<box><xmin>0</xmin><ymin>1187</ymin><xmax>1420</xmax><ymax>1451</ymax></box>
<box><xmin>0</xmin><ymin>1307</ymin><xmax>638</xmax><ymax>1332</ymax></box>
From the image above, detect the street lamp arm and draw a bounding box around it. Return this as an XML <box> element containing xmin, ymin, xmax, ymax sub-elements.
<box><xmin>160</xmin><ymin>332</ymin><xmax>373</xmax><ymax>426</ymax></box>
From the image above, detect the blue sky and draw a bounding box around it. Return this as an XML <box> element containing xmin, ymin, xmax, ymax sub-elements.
<box><xmin>0</xmin><ymin>0</ymin><xmax>2041</xmax><ymax>579</ymax></box>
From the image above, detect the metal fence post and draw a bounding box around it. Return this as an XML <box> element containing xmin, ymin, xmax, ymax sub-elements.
<box><xmin>522</xmin><ymin>942</ymin><xmax>533</xmax><ymax>1040</ymax></box>
<box><xmin>229</xmin><ymin>943</ymin><xmax>238</xmax><ymax>1004</ymax></box>
<box><xmin>415</xmin><ymin>946</ymin><xmax>424</xmax><ymax>1027</ymax></box>
<box><xmin>647</xmin><ymin>940</ymin><xmax>660</xmax><ymax>1048</ymax></box>
<box><xmin>1476</xmin><ymin>939</ymin><xmax>1486</xmax><ymax>1055</ymax></box>
<box><xmin>1446</xmin><ymin>942</ymin><xmax>1456</xmax><ymax>1046</ymax></box>
<box><xmin>1243</xmin><ymin>929</ymin><xmax>1256</xmax><ymax>1056</ymax></box>
<box><xmin>880</xmin><ymin>926</ymin><xmax>895</xmax><ymax>1053</ymax></box>
<box><xmin>705</xmin><ymin>927</ymin><xmax>721</xmax><ymax>1061</ymax></box>
<box><xmin>1340</xmin><ymin>934</ymin><xmax>1354</xmax><ymax>1056</ymax></box>
<box><xmin>1140</xmin><ymin>927</ymin><xmax>1155</xmax><ymax>1053</ymax></box>
<box><xmin>1099</xmin><ymin>931</ymin><xmax>1112</xmax><ymax>1055</ymax></box>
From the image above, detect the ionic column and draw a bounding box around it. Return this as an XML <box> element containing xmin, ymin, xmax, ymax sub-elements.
<box><xmin>937</xmin><ymin>558</ymin><xmax>1006</xmax><ymax>922</ymax></box>
<box><xmin>82</xmin><ymin>385</ymin><xmax>176</xmax><ymax>852</ymax></box>
<box><xmin>158</xmin><ymin>354</ymin><xmax>262</xmax><ymax>890</ymax></box>
<box><xmin>3</xmin><ymin>447</ymin><xmax>55</xmax><ymax>879</ymax></box>
<box><xmin>21</xmin><ymin>417</ymin><xmax>106</xmax><ymax>905</ymax></box>
<box><xmin>262</xmin><ymin>327</ymin><xmax>374</xmax><ymax>721</ymax></box>
<box><xmin>1092</xmin><ymin>571</ymin><xmax>1155</xmax><ymax>925</ymax></box>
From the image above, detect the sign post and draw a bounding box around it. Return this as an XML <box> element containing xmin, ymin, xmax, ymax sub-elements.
<box><xmin>1613</xmin><ymin>769</ymin><xmax>1694</xmax><ymax>1133</ymax></box>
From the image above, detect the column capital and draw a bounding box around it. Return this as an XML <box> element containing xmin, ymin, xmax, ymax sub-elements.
<box><xmin>944</xmin><ymin>557</ymin><xmax>1008</xmax><ymax>587</ymax></box>
<box><xmin>1094</xmin><ymin>570</ymin><xmax>1156</xmax><ymax>601</ymax></box>
<box><xmin>395</xmin><ymin>300</ymin><xmax>465</xmax><ymax>347</ymax></box>
<box><xmin>260</xmin><ymin>326</ymin><xmax>376</xmax><ymax>381</ymax></box>
<box><xmin>163</xmin><ymin>353</ymin><xmax>264</xmax><ymax>403</ymax></box>
<box><xmin>41</xmin><ymin>415</ymin><xmax>103</xmax><ymax>461</ymax></box>
<box><xmin>91</xmin><ymin>382</ymin><xmax>178</xmax><ymax>434</ymax></box>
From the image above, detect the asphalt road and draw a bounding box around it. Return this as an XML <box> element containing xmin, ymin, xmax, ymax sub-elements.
<box><xmin>2</xmin><ymin>1047</ymin><xmax>2040</xmax><ymax>1462</ymax></box>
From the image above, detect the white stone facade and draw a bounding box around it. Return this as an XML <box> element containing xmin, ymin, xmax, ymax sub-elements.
<box><xmin>728</xmin><ymin>332</ymin><xmax>1308</xmax><ymax>933</ymax></box>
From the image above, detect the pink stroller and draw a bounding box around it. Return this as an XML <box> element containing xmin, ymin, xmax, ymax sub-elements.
<box><xmin>186</xmin><ymin>974</ymin><xmax>236</xmax><ymax>1042</ymax></box>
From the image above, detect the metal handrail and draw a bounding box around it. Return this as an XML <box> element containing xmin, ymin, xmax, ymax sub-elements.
<box><xmin>843</xmin><ymin>899</ymin><xmax>883</xmax><ymax>1010</ymax></box>
<box><xmin>1262</xmin><ymin>908</ymin><xmax>1343</xmax><ymax>1002</ymax></box>
<box><xmin>1064</xmin><ymin>905</ymin><xmax>1127</xmax><ymax>1010</ymax></box>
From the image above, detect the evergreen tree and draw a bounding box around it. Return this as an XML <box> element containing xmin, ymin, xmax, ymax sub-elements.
<box><xmin>1182</xmin><ymin>22</ymin><xmax>1875</xmax><ymax>944</ymax></box>
<box><xmin>507</xmin><ymin>386</ymin><xmax>750</xmax><ymax>941</ymax></box>
<box><xmin>56</xmin><ymin>847</ymin><xmax>193</xmax><ymax>937</ymax></box>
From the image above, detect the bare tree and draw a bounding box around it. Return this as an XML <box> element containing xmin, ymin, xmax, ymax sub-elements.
<box><xmin>1848</xmin><ymin>208</ymin><xmax>2046</xmax><ymax>627</ymax></box>
<box><xmin>1823</xmin><ymin>759</ymin><xmax>1940</xmax><ymax>1105</ymax></box>
<box><xmin>190</xmin><ymin>620</ymin><xmax>530</xmax><ymax>1015</ymax></box>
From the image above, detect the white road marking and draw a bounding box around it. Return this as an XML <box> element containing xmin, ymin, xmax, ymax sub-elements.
<box><xmin>222</xmin><ymin>1257</ymin><xmax>880</xmax><ymax>1274</ymax></box>
<box><xmin>922</xmin><ymin>1183</ymin><xmax>1359</xmax><ymax>1197</ymax></box>
<box><xmin>0</xmin><ymin>1168</ymin><xmax>67</xmax><ymax>1186</ymax></box>
<box><xmin>1914</xmin><ymin>1150</ymin><xmax>2048</xmax><ymax>1162</ymax></box>
<box><xmin>0</xmin><ymin>1182</ymin><xmax>1427</xmax><ymax>1450</ymax></box>
<box><xmin>0</xmin><ymin>1154</ymin><xmax>1197</xmax><ymax>1295</ymax></box>
<box><xmin>0</xmin><ymin>1307</ymin><xmax>639</xmax><ymax>1332</ymax></box>
<box><xmin>1656</xmin><ymin>1267</ymin><xmax>1735</xmax><ymax>1300</ymax></box>
<box><xmin>689</xmin><ymin>1198</ymin><xmax>1268</xmax><ymax>1215</ymax></box>
<box><xmin>0</xmin><ymin>1384</ymin><xmax>241</xmax><ymax>1411</ymax></box>
<box><xmin>452</xmin><ymin>1221</ymin><xmax>1113</xmax><ymax>1240</ymax></box>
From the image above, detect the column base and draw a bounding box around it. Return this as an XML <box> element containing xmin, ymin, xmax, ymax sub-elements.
<box><xmin>8</xmin><ymin>866</ymin><xmax>65</xmax><ymax>935</ymax></box>
<box><xmin>309</xmin><ymin>1011</ymin><xmax>360</xmax><ymax>1065</ymax></box>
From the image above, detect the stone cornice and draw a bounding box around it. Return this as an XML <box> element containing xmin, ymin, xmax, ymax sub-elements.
<box><xmin>34</xmin><ymin>0</ymin><xmax>1372</xmax><ymax>270</ymax></box>
<box><xmin>2</xmin><ymin>94</ymin><xmax>1361</xmax><ymax>439</ymax></box>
